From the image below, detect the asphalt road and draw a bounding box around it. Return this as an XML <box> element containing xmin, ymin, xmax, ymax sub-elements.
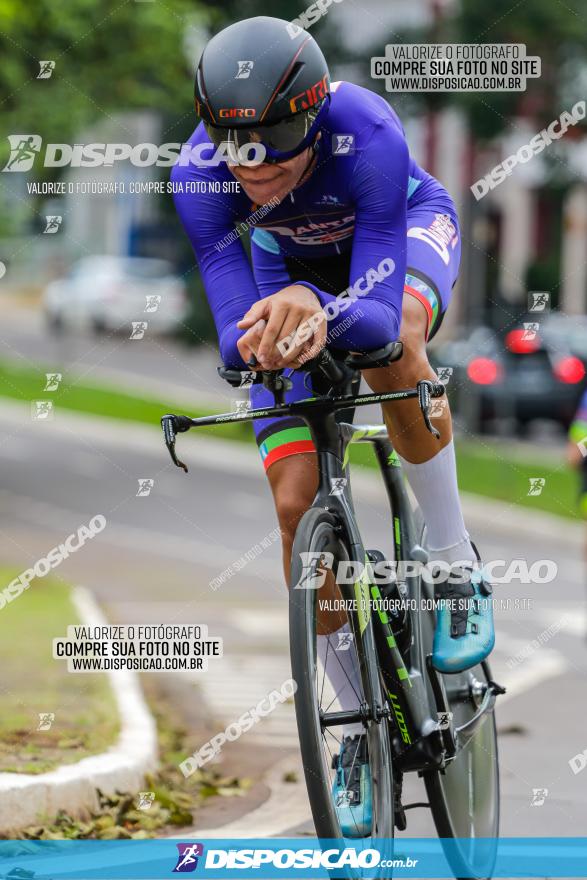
<box><xmin>0</xmin><ymin>307</ymin><xmax>568</xmax><ymax>454</ymax></box>
<box><xmin>0</xmin><ymin>307</ymin><xmax>228</xmax><ymax>406</ymax></box>
<box><xmin>0</xmin><ymin>394</ymin><xmax>586</xmax><ymax>851</ymax></box>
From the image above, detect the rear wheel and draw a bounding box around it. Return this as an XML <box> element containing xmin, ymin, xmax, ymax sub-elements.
<box><xmin>289</xmin><ymin>507</ymin><xmax>395</xmax><ymax>855</ymax></box>
<box><xmin>418</xmin><ymin>521</ymin><xmax>500</xmax><ymax>879</ymax></box>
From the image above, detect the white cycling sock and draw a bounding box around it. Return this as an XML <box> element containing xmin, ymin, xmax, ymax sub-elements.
<box><xmin>397</xmin><ymin>440</ymin><xmax>477</xmax><ymax>566</ymax></box>
<box><xmin>317</xmin><ymin>624</ymin><xmax>363</xmax><ymax>740</ymax></box>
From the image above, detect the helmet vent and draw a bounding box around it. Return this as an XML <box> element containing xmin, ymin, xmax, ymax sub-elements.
<box><xmin>277</xmin><ymin>62</ymin><xmax>305</xmax><ymax>99</ymax></box>
<box><xmin>196</xmin><ymin>68</ymin><xmax>206</xmax><ymax>99</ymax></box>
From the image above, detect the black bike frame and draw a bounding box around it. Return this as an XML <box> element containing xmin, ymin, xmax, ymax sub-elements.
<box><xmin>162</xmin><ymin>372</ymin><xmax>503</xmax><ymax>781</ymax></box>
<box><xmin>301</xmin><ymin>408</ymin><xmax>446</xmax><ymax>773</ymax></box>
<box><xmin>162</xmin><ymin>382</ymin><xmax>450</xmax><ymax>770</ymax></box>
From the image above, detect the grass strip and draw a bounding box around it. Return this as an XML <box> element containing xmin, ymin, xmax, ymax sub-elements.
<box><xmin>0</xmin><ymin>358</ymin><xmax>580</xmax><ymax>519</ymax></box>
<box><xmin>0</xmin><ymin>569</ymin><xmax>119</xmax><ymax>774</ymax></box>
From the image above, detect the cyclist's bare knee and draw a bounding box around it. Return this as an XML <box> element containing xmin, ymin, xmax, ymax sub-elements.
<box><xmin>267</xmin><ymin>453</ymin><xmax>318</xmax><ymax>577</ymax></box>
<box><xmin>363</xmin><ymin>295</ymin><xmax>434</xmax><ymax>391</ymax></box>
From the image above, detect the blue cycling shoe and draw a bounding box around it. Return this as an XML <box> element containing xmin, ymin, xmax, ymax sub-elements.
<box><xmin>432</xmin><ymin>558</ymin><xmax>495</xmax><ymax>674</ymax></box>
<box><xmin>331</xmin><ymin>734</ymin><xmax>372</xmax><ymax>837</ymax></box>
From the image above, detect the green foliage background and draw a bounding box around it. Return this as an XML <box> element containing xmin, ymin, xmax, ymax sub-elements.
<box><xmin>2</xmin><ymin>0</ymin><xmax>586</xmax><ymax>340</ymax></box>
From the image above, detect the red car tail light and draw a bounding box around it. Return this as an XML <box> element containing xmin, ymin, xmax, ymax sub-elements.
<box><xmin>467</xmin><ymin>357</ymin><xmax>502</xmax><ymax>385</ymax></box>
<box><xmin>505</xmin><ymin>329</ymin><xmax>540</xmax><ymax>354</ymax></box>
<box><xmin>553</xmin><ymin>356</ymin><xmax>585</xmax><ymax>384</ymax></box>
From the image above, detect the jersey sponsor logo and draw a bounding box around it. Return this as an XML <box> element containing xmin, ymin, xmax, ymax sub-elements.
<box><xmin>316</xmin><ymin>194</ymin><xmax>341</xmax><ymax>205</ymax></box>
<box><xmin>289</xmin><ymin>73</ymin><xmax>329</xmax><ymax>113</ymax></box>
<box><xmin>407</xmin><ymin>213</ymin><xmax>458</xmax><ymax>266</ymax></box>
<box><xmin>218</xmin><ymin>107</ymin><xmax>256</xmax><ymax>118</ymax></box>
<box><xmin>259</xmin><ymin>213</ymin><xmax>355</xmax><ymax>245</ymax></box>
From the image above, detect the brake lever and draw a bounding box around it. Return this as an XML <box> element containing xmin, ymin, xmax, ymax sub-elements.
<box><xmin>417</xmin><ymin>380</ymin><xmax>445</xmax><ymax>439</ymax></box>
<box><xmin>161</xmin><ymin>414</ymin><xmax>191</xmax><ymax>473</ymax></box>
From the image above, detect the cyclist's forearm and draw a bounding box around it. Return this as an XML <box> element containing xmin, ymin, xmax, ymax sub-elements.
<box><xmin>295</xmin><ymin>280</ymin><xmax>401</xmax><ymax>350</ymax></box>
<box><xmin>219</xmin><ymin>323</ymin><xmax>247</xmax><ymax>369</ymax></box>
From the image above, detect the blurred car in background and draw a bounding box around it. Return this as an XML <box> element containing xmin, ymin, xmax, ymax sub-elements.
<box><xmin>43</xmin><ymin>256</ymin><xmax>188</xmax><ymax>335</ymax></box>
<box><xmin>433</xmin><ymin>316</ymin><xmax>587</xmax><ymax>434</ymax></box>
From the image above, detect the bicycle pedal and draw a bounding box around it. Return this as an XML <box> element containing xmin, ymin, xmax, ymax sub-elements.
<box><xmin>488</xmin><ymin>679</ymin><xmax>507</xmax><ymax>696</ymax></box>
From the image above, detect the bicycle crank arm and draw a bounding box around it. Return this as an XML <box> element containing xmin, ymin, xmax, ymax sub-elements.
<box><xmin>451</xmin><ymin>673</ymin><xmax>506</xmax><ymax>747</ymax></box>
<box><xmin>425</xmin><ymin>655</ymin><xmax>457</xmax><ymax>758</ymax></box>
<box><xmin>454</xmin><ymin>685</ymin><xmax>499</xmax><ymax>745</ymax></box>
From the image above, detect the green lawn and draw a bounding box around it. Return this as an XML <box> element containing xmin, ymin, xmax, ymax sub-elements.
<box><xmin>0</xmin><ymin>357</ymin><xmax>581</xmax><ymax>519</ymax></box>
<box><xmin>0</xmin><ymin>358</ymin><xmax>251</xmax><ymax>444</ymax></box>
<box><xmin>347</xmin><ymin>438</ymin><xmax>579</xmax><ymax>520</ymax></box>
<box><xmin>455</xmin><ymin>441</ymin><xmax>579</xmax><ymax>519</ymax></box>
<box><xmin>0</xmin><ymin>569</ymin><xmax>119</xmax><ymax>774</ymax></box>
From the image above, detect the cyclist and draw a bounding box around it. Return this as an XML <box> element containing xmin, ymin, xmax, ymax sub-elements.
<box><xmin>172</xmin><ymin>16</ymin><xmax>494</xmax><ymax>836</ymax></box>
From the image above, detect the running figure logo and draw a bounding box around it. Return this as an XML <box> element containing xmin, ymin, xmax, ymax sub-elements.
<box><xmin>37</xmin><ymin>61</ymin><xmax>55</xmax><ymax>79</ymax></box>
<box><xmin>436</xmin><ymin>711</ymin><xmax>453</xmax><ymax>730</ymax></box>
<box><xmin>531</xmin><ymin>788</ymin><xmax>548</xmax><ymax>806</ymax></box>
<box><xmin>136</xmin><ymin>791</ymin><xmax>155</xmax><ymax>810</ymax></box>
<box><xmin>32</xmin><ymin>401</ymin><xmax>54</xmax><ymax>420</ymax></box>
<box><xmin>37</xmin><ymin>712</ymin><xmax>55</xmax><ymax>731</ymax></box>
<box><xmin>332</xmin><ymin>134</ymin><xmax>355</xmax><ymax>155</ymax></box>
<box><xmin>294</xmin><ymin>551</ymin><xmax>334</xmax><ymax>589</ymax></box>
<box><xmin>44</xmin><ymin>372</ymin><xmax>62</xmax><ymax>391</ymax></box>
<box><xmin>521</xmin><ymin>322</ymin><xmax>539</xmax><ymax>341</ymax></box>
<box><xmin>144</xmin><ymin>295</ymin><xmax>161</xmax><ymax>313</ymax></box>
<box><xmin>130</xmin><ymin>321</ymin><xmax>148</xmax><ymax>340</ymax></box>
<box><xmin>173</xmin><ymin>843</ymin><xmax>204</xmax><ymax>872</ymax></box>
<box><xmin>236</xmin><ymin>61</ymin><xmax>254</xmax><ymax>79</ymax></box>
<box><xmin>528</xmin><ymin>291</ymin><xmax>550</xmax><ymax>312</ymax></box>
<box><xmin>137</xmin><ymin>478</ymin><xmax>155</xmax><ymax>497</ymax></box>
<box><xmin>527</xmin><ymin>477</ymin><xmax>546</xmax><ymax>497</ymax></box>
<box><xmin>44</xmin><ymin>216</ymin><xmax>62</xmax><ymax>234</ymax></box>
<box><xmin>336</xmin><ymin>631</ymin><xmax>354</xmax><ymax>651</ymax></box>
<box><xmin>3</xmin><ymin>135</ymin><xmax>42</xmax><ymax>172</ymax></box>
<box><xmin>436</xmin><ymin>366</ymin><xmax>453</xmax><ymax>384</ymax></box>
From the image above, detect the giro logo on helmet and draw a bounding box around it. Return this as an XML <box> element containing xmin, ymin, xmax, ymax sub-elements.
<box><xmin>219</xmin><ymin>108</ymin><xmax>257</xmax><ymax>118</ymax></box>
<box><xmin>289</xmin><ymin>73</ymin><xmax>330</xmax><ymax>113</ymax></box>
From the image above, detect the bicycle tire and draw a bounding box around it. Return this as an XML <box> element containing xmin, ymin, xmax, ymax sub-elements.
<box><xmin>416</xmin><ymin>519</ymin><xmax>500</xmax><ymax>880</ymax></box>
<box><xmin>289</xmin><ymin>506</ymin><xmax>395</xmax><ymax>849</ymax></box>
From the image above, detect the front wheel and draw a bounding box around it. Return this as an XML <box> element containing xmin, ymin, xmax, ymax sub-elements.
<box><xmin>418</xmin><ymin>522</ymin><xmax>500</xmax><ymax>879</ymax></box>
<box><xmin>289</xmin><ymin>506</ymin><xmax>395</xmax><ymax>849</ymax></box>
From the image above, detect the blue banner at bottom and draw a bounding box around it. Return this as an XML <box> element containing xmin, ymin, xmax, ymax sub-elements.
<box><xmin>0</xmin><ymin>838</ymin><xmax>585</xmax><ymax>879</ymax></box>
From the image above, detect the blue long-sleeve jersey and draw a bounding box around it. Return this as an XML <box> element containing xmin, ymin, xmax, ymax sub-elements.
<box><xmin>172</xmin><ymin>80</ymin><xmax>455</xmax><ymax>367</ymax></box>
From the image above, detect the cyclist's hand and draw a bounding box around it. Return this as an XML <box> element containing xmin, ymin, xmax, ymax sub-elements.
<box><xmin>236</xmin><ymin>318</ymin><xmax>266</xmax><ymax>367</ymax></box>
<box><xmin>237</xmin><ymin>285</ymin><xmax>326</xmax><ymax>369</ymax></box>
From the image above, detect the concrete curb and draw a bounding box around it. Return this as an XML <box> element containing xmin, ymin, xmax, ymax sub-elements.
<box><xmin>0</xmin><ymin>585</ymin><xmax>158</xmax><ymax>833</ymax></box>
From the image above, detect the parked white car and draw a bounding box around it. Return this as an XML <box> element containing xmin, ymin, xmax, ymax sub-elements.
<box><xmin>43</xmin><ymin>256</ymin><xmax>189</xmax><ymax>335</ymax></box>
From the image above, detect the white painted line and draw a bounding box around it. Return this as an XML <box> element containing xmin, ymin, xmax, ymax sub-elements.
<box><xmin>3</xmin><ymin>490</ymin><xmax>279</xmax><ymax>581</ymax></box>
<box><xmin>492</xmin><ymin>634</ymin><xmax>568</xmax><ymax>705</ymax></box>
<box><xmin>0</xmin><ymin>586</ymin><xmax>158</xmax><ymax>833</ymax></box>
<box><xmin>534</xmin><ymin>606</ymin><xmax>587</xmax><ymax>638</ymax></box>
